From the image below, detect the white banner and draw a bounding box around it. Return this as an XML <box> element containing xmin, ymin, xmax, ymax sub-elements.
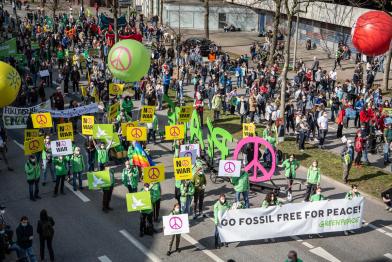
<box><xmin>2</xmin><ymin>101</ymin><xmax>51</xmax><ymax>129</ymax></box>
<box><xmin>218</xmin><ymin>197</ymin><xmax>364</xmax><ymax>242</ymax></box>
<box><xmin>163</xmin><ymin>214</ymin><xmax>190</xmax><ymax>236</ymax></box>
<box><xmin>179</xmin><ymin>149</ymin><xmax>197</xmax><ymax>164</ymax></box>
<box><xmin>218</xmin><ymin>160</ymin><xmax>241</xmax><ymax>177</ymax></box>
<box><xmin>50</xmin><ymin>139</ymin><xmax>73</xmax><ymax>156</ymax></box>
<box><xmin>180</xmin><ymin>144</ymin><xmax>200</xmax><ymax>157</ymax></box>
<box><xmin>38</xmin><ymin>103</ymin><xmax>99</xmax><ymax>118</ymax></box>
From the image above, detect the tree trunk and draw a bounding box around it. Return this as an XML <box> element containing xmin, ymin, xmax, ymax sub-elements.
<box><xmin>160</xmin><ymin>0</ymin><xmax>164</xmax><ymax>25</ymax></box>
<box><xmin>204</xmin><ymin>0</ymin><xmax>209</xmax><ymax>39</ymax></box>
<box><xmin>113</xmin><ymin>0</ymin><xmax>118</xmax><ymax>43</ymax></box>
<box><xmin>383</xmin><ymin>48</ymin><xmax>392</xmax><ymax>91</ymax></box>
<box><xmin>268</xmin><ymin>0</ymin><xmax>281</xmax><ymax>65</ymax></box>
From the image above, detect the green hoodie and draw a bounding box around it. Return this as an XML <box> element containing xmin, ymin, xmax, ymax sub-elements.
<box><xmin>127</xmin><ymin>145</ymin><xmax>134</xmax><ymax>160</ymax></box>
<box><xmin>54</xmin><ymin>157</ymin><xmax>68</xmax><ymax>176</ymax></box>
<box><xmin>97</xmin><ymin>148</ymin><xmax>109</xmax><ymax>164</ymax></box>
<box><xmin>25</xmin><ymin>161</ymin><xmax>40</xmax><ymax>181</ymax></box>
<box><xmin>231</xmin><ymin>172</ymin><xmax>250</xmax><ymax>193</ymax></box>
<box><xmin>310</xmin><ymin>193</ymin><xmax>326</xmax><ymax>202</ymax></box>
<box><xmin>122</xmin><ymin>99</ymin><xmax>133</xmax><ymax>113</ymax></box>
<box><xmin>306</xmin><ymin>166</ymin><xmax>321</xmax><ymax>185</ymax></box>
<box><xmin>282</xmin><ymin>159</ymin><xmax>300</xmax><ymax>178</ymax></box>
<box><xmin>261</xmin><ymin>199</ymin><xmax>281</xmax><ymax>208</ymax></box>
<box><xmin>70</xmin><ymin>154</ymin><xmax>85</xmax><ymax>173</ymax></box>
<box><xmin>192</xmin><ymin>172</ymin><xmax>206</xmax><ymax>191</ymax></box>
<box><xmin>150</xmin><ymin>183</ymin><xmax>161</xmax><ymax>203</ymax></box>
<box><xmin>213</xmin><ymin>200</ymin><xmax>231</xmax><ymax>225</ymax></box>
<box><xmin>102</xmin><ymin>168</ymin><xmax>115</xmax><ymax>189</ymax></box>
<box><xmin>121</xmin><ymin>166</ymin><xmax>139</xmax><ymax>189</ymax></box>
<box><xmin>345</xmin><ymin>191</ymin><xmax>361</xmax><ymax>200</ymax></box>
<box><xmin>180</xmin><ymin>181</ymin><xmax>195</xmax><ymax>203</ymax></box>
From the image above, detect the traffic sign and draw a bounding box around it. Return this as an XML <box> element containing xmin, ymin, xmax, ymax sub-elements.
<box><xmin>31</xmin><ymin>112</ymin><xmax>52</xmax><ymax>128</ymax></box>
<box><xmin>165</xmin><ymin>124</ymin><xmax>185</xmax><ymax>140</ymax></box>
<box><xmin>143</xmin><ymin>165</ymin><xmax>165</xmax><ymax>183</ymax></box>
<box><xmin>127</xmin><ymin>126</ymin><xmax>147</xmax><ymax>141</ymax></box>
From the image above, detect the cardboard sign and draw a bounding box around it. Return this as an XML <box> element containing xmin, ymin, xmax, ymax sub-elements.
<box><xmin>126</xmin><ymin>191</ymin><xmax>152</xmax><ymax>212</ymax></box>
<box><xmin>24</xmin><ymin>129</ymin><xmax>39</xmax><ymax>142</ymax></box>
<box><xmin>143</xmin><ymin>165</ymin><xmax>165</xmax><ymax>183</ymax></box>
<box><xmin>242</xmin><ymin>123</ymin><xmax>256</xmax><ymax>138</ymax></box>
<box><xmin>87</xmin><ymin>170</ymin><xmax>111</xmax><ymax>190</ymax></box>
<box><xmin>140</xmin><ymin>106</ymin><xmax>155</xmax><ymax>123</ymax></box>
<box><xmin>127</xmin><ymin>126</ymin><xmax>147</xmax><ymax>141</ymax></box>
<box><xmin>173</xmin><ymin>157</ymin><xmax>193</xmax><ymax>180</ymax></box>
<box><xmin>121</xmin><ymin>121</ymin><xmax>138</xmax><ymax>137</ymax></box>
<box><xmin>93</xmin><ymin>124</ymin><xmax>113</xmax><ymax>139</ymax></box>
<box><xmin>109</xmin><ymin>83</ymin><xmax>124</xmax><ymax>95</ymax></box>
<box><xmin>50</xmin><ymin>139</ymin><xmax>73</xmax><ymax>156</ymax></box>
<box><xmin>57</xmin><ymin>122</ymin><xmax>74</xmax><ymax>141</ymax></box>
<box><xmin>31</xmin><ymin>112</ymin><xmax>53</xmax><ymax>128</ymax></box>
<box><xmin>179</xmin><ymin>149</ymin><xmax>197</xmax><ymax>165</ymax></box>
<box><xmin>165</xmin><ymin>125</ymin><xmax>185</xmax><ymax>140</ymax></box>
<box><xmin>178</xmin><ymin>106</ymin><xmax>193</xmax><ymax>122</ymax></box>
<box><xmin>218</xmin><ymin>160</ymin><xmax>241</xmax><ymax>177</ymax></box>
<box><xmin>180</xmin><ymin>144</ymin><xmax>200</xmax><ymax>157</ymax></box>
<box><xmin>108</xmin><ymin>102</ymin><xmax>120</xmax><ymax>122</ymax></box>
<box><xmin>24</xmin><ymin>136</ymin><xmax>44</xmax><ymax>155</ymax></box>
<box><xmin>82</xmin><ymin>116</ymin><xmax>94</xmax><ymax>135</ymax></box>
<box><xmin>163</xmin><ymin>214</ymin><xmax>190</xmax><ymax>236</ymax></box>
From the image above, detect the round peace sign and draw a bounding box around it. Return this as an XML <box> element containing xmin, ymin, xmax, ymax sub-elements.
<box><xmin>181</xmin><ymin>159</ymin><xmax>190</xmax><ymax>167</ymax></box>
<box><xmin>28</xmin><ymin>140</ymin><xmax>40</xmax><ymax>150</ymax></box>
<box><xmin>112</xmin><ymin>85</ymin><xmax>119</xmax><ymax>92</ymax></box>
<box><xmin>224</xmin><ymin>161</ymin><xmax>236</xmax><ymax>173</ymax></box>
<box><xmin>170</xmin><ymin>126</ymin><xmax>180</xmax><ymax>137</ymax></box>
<box><xmin>110</xmin><ymin>46</ymin><xmax>132</xmax><ymax>71</ymax></box>
<box><xmin>169</xmin><ymin>216</ymin><xmax>183</xmax><ymax>230</ymax></box>
<box><xmin>233</xmin><ymin>137</ymin><xmax>276</xmax><ymax>183</ymax></box>
<box><xmin>35</xmin><ymin>114</ymin><xmax>48</xmax><ymax>125</ymax></box>
<box><xmin>184</xmin><ymin>152</ymin><xmax>192</xmax><ymax>158</ymax></box>
<box><xmin>148</xmin><ymin>168</ymin><xmax>160</xmax><ymax>179</ymax></box>
<box><xmin>131</xmin><ymin>128</ymin><xmax>142</xmax><ymax>138</ymax></box>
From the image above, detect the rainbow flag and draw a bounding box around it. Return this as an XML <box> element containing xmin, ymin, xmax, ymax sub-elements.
<box><xmin>132</xmin><ymin>142</ymin><xmax>155</xmax><ymax>167</ymax></box>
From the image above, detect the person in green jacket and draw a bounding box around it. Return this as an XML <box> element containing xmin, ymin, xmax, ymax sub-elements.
<box><xmin>70</xmin><ymin>147</ymin><xmax>85</xmax><ymax>191</ymax></box>
<box><xmin>231</xmin><ymin>171</ymin><xmax>250</xmax><ymax>208</ymax></box>
<box><xmin>213</xmin><ymin>194</ymin><xmax>231</xmax><ymax>249</ymax></box>
<box><xmin>282</xmin><ymin>155</ymin><xmax>300</xmax><ymax>202</ymax></box>
<box><xmin>310</xmin><ymin>186</ymin><xmax>326</xmax><ymax>202</ymax></box>
<box><xmin>53</xmin><ymin>156</ymin><xmax>68</xmax><ymax>197</ymax></box>
<box><xmin>344</xmin><ymin>184</ymin><xmax>361</xmax><ymax>236</ymax></box>
<box><xmin>93</xmin><ymin>139</ymin><xmax>113</xmax><ymax>171</ymax></box>
<box><xmin>167</xmin><ymin>203</ymin><xmax>181</xmax><ymax>256</ymax></box>
<box><xmin>122</xmin><ymin>96</ymin><xmax>133</xmax><ymax>117</ymax></box>
<box><xmin>121</xmin><ymin>160</ymin><xmax>139</xmax><ymax>193</ymax></box>
<box><xmin>285</xmin><ymin>250</ymin><xmax>303</xmax><ymax>262</ymax></box>
<box><xmin>305</xmin><ymin>160</ymin><xmax>321</xmax><ymax>202</ymax></box>
<box><xmin>150</xmin><ymin>182</ymin><xmax>161</xmax><ymax>222</ymax></box>
<box><xmin>140</xmin><ymin>183</ymin><xmax>154</xmax><ymax>237</ymax></box>
<box><xmin>180</xmin><ymin>180</ymin><xmax>195</xmax><ymax>215</ymax></box>
<box><xmin>127</xmin><ymin>142</ymin><xmax>135</xmax><ymax>161</ymax></box>
<box><xmin>25</xmin><ymin>155</ymin><xmax>41</xmax><ymax>201</ymax></box>
<box><xmin>102</xmin><ymin>165</ymin><xmax>115</xmax><ymax>213</ymax></box>
<box><xmin>41</xmin><ymin>135</ymin><xmax>55</xmax><ymax>185</ymax></box>
<box><xmin>261</xmin><ymin>192</ymin><xmax>281</xmax><ymax>208</ymax></box>
<box><xmin>116</xmin><ymin>109</ymin><xmax>132</xmax><ymax>124</ymax></box>
<box><xmin>192</xmin><ymin>161</ymin><xmax>207</xmax><ymax>219</ymax></box>
<box><xmin>212</xmin><ymin>93</ymin><xmax>222</xmax><ymax>121</ymax></box>
<box><xmin>147</xmin><ymin>113</ymin><xmax>159</xmax><ymax>144</ymax></box>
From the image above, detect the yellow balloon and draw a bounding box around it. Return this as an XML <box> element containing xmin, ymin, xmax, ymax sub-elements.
<box><xmin>0</xmin><ymin>61</ymin><xmax>21</xmax><ymax>108</ymax></box>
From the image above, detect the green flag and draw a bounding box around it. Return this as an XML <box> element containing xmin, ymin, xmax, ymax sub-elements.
<box><xmin>0</xmin><ymin>38</ymin><xmax>17</xmax><ymax>57</ymax></box>
<box><xmin>103</xmin><ymin>133</ymin><xmax>121</xmax><ymax>148</ymax></box>
<box><xmin>87</xmin><ymin>170</ymin><xmax>111</xmax><ymax>190</ymax></box>
<box><xmin>126</xmin><ymin>191</ymin><xmax>152</xmax><ymax>212</ymax></box>
<box><xmin>93</xmin><ymin>124</ymin><xmax>114</xmax><ymax>140</ymax></box>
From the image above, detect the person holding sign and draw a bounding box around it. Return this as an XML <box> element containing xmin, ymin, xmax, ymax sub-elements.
<box><xmin>147</xmin><ymin>113</ymin><xmax>158</xmax><ymax>144</ymax></box>
<box><xmin>42</xmin><ymin>136</ymin><xmax>55</xmax><ymax>186</ymax></box>
<box><xmin>70</xmin><ymin>147</ymin><xmax>85</xmax><ymax>191</ymax></box>
<box><xmin>230</xmin><ymin>170</ymin><xmax>250</xmax><ymax>208</ymax></box>
<box><xmin>309</xmin><ymin>186</ymin><xmax>326</xmax><ymax>238</ymax></box>
<box><xmin>93</xmin><ymin>139</ymin><xmax>113</xmax><ymax>171</ymax></box>
<box><xmin>192</xmin><ymin>161</ymin><xmax>206</xmax><ymax>219</ymax></box>
<box><xmin>304</xmin><ymin>160</ymin><xmax>321</xmax><ymax>202</ymax></box>
<box><xmin>150</xmin><ymin>182</ymin><xmax>161</xmax><ymax>222</ymax></box>
<box><xmin>166</xmin><ymin>203</ymin><xmax>181</xmax><ymax>256</ymax></box>
<box><xmin>102</xmin><ymin>165</ymin><xmax>115</xmax><ymax>213</ymax></box>
<box><xmin>344</xmin><ymin>185</ymin><xmax>361</xmax><ymax>235</ymax></box>
<box><xmin>139</xmin><ymin>183</ymin><xmax>154</xmax><ymax>237</ymax></box>
<box><xmin>121</xmin><ymin>160</ymin><xmax>139</xmax><ymax>193</ymax></box>
<box><xmin>53</xmin><ymin>156</ymin><xmax>68</xmax><ymax>197</ymax></box>
<box><xmin>122</xmin><ymin>96</ymin><xmax>133</xmax><ymax>118</ymax></box>
<box><xmin>282</xmin><ymin>155</ymin><xmax>300</xmax><ymax>202</ymax></box>
<box><xmin>25</xmin><ymin>155</ymin><xmax>41</xmax><ymax>201</ymax></box>
<box><xmin>180</xmin><ymin>180</ymin><xmax>195</xmax><ymax>215</ymax></box>
<box><xmin>213</xmin><ymin>194</ymin><xmax>230</xmax><ymax>249</ymax></box>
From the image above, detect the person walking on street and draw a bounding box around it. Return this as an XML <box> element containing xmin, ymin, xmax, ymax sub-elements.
<box><xmin>151</xmin><ymin>182</ymin><xmax>161</xmax><ymax>222</ymax></box>
<box><xmin>37</xmin><ymin>209</ymin><xmax>55</xmax><ymax>262</ymax></box>
<box><xmin>16</xmin><ymin>216</ymin><xmax>37</xmax><ymax>262</ymax></box>
<box><xmin>309</xmin><ymin>186</ymin><xmax>326</xmax><ymax>238</ymax></box>
<box><xmin>192</xmin><ymin>162</ymin><xmax>207</xmax><ymax>219</ymax></box>
<box><xmin>180</xmin><ymin>180</ymin><xmax>195</xmax><ymax>215</ymax></box>
<box><xmin>102</xmin><ymin>165</ymin><xmax>115</xmax><ymax>213</ymax></box>
<box><xmin>85</xmin><ymin>136</ymin><xmax>96</xmax><ymax>172</ymax></box>
<box><xmin>282</xmin><ymin>155</ymin><xmax>299</xmax><ymax>201</ymax></box>
<box><xmin>341</xmin><ymin>140</ymin><xmax>354</xmax><ymax>184</ymax></box>
<box><xmin>213</xmin><ymin>194</ymin><xmax>231</xmax><ymax>249</ymax></box>
<box><xmin>42</xmin><ymin>136</ymin><xmax>55</xmax><ymax>185</ymax></box>
<box><xmin>70</xmin><ymin>147</ymin><xmax>85</xmax><ymax>191</ymax></box>
<box><xmin>25</xmin><ymin>155</ymin><xmax>41</xmax><ymax>201</ymax></box>
<box><xmin>304</xmin><ymin>160</ymin><xmax>321</xmax><ymax>202</ymax></box>
<box><xmin>167</xmin><ymin>203</ymin><xmax>181</xmax><ymax>256</ymax></box>
<box><xmin>140</xmin><ymin>183</ymin><xmax>154</xmax><ymax>237</ymax></box>
<box><xmin>344</xmin><ymin>185</ymin><xmax>361</xmax><ymax>235</ymax></box>
<box><xmin>53</xmin><ymin>156</ymin><xmax>68</xmax><ymax>197</ymax></box>
<box><xmin>231</xmin><ymin>170</ymin><xmax>250</xmax><ymax>208</ymax></box>
<box><xmin>121</xmin><ymin>160</ymin><xmax>139</xmax><ymax>193</ymax></box>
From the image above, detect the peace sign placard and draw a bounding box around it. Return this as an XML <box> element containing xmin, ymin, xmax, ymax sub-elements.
<box><xmin>218</xmin><ymin>160</ymin><xmax>241</xmax><ymax>177</ymax></box>
<box><xmin>23</xmin><ymin>136</ymin><xmax>44</xmax><ymax>155</ymax></box>
<box><xmin>143</xmin><ymin>165</ymin><xmax>165</xmax><ymax>183</ymax></box>
<box><xmin>165</xmin><ymin>124</ymin><xmax>185</xmax><ymax>140</ymax></box>
<box><xmin>163</xmin><ymin>214</ymin><xmax>190</xmax><ymax>236</ymax></box>
<box><xmin>173</xmin><ymin>157</ymin><xmax>192</xmax><ymax>180</ymax></box>
<box><xmin>109</xmin><ymin>83</ymin><xmax>124</xmax><ymax>96</ymax></box>
<box><xmin>31</xmin><ymin>112</ymin><xmax>53</xmax><ymax>128</ymax></box>
<box><xmin>127</xmin><ymin>126</ymin><xmax>147</xmax><ymax>141</ymax></box>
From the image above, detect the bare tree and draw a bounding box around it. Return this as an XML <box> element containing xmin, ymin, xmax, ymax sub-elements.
<box><xmin>113</xmin><ymin>0</ymin><xmax>118</xmax><ymax>43</ymax></box>
<box><xmin>160</xmin><ymin>0</ymin><xmax>164</xmax><ymax>26</ymax></box>
<box><xmin>204</xmin><ymin>0</ymin><xmax>210</xmax><ymax>39</ymax></box>
<box><xmin>268</xmin><ymin>0</ymin><xmax>282</xmax><ymax>65</ymax></box>
<box><xmin>46</xmin><ymin>0</ymin><xmax>64</xmax><ymax>17</ymax></box>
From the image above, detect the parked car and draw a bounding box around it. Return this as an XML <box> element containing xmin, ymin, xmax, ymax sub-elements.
<box><xmin>181</xmin><ymin>37</ymin><xmax>214</xmax><ymax>57</ymax></box>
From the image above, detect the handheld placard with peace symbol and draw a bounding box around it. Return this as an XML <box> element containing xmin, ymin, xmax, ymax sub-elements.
<box><xmin>110</xmin><ymin>46</ymin><xmax>132</xmax><ymax>71</ymax></box>
<box><xmin>36</xmin><ymin>114</ymin><xmax>47</xmax><ymax>125</ymax></box>
<box><xmin>224</xmin><ymin>161</ymin><xmax>236</xmax><ymax>173</ymax></box>
<box><xmin>170</xmin><ymin>126</ymin><xmax>180</xmax><ymax>137</ymax></box>
<box><xmin>169</xmin><ymin>216</ymin><xmax>183</xmax><ymax>230</ymax></box>
<box><xmin>181</xmin><ymin>159</ymin><xmax>190</xmax><ymax>167</ymax></box>
<box><xmin>233</xmin><ymin>137</ymin><xmax>276</xmax><ymax>183</ymax></box>
<box><xmin>131</xmin><ymin>128</ymin><xmax>142</xmax><ymax>138</ymax></box>
<box><xmin>29</xmin><ymin>139</ymin><xmax>40</xmax><ymax>150</ymax></box>
<box><xmin>148</xmin><ymin>168</ymin><xmax>160</xmax><ymax>180</ymax></box>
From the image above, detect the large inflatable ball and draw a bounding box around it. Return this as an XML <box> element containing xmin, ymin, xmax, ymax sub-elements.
<box><xmin>0</xmin><ymin>61</ymin><xmax>21</xmax><ymax>107</ymax></box>
<box><xmin>107</xmin><ymin>39</ymin><xmax>151</xmax><ymax>82</ymax></box>
<box><xmin>352</xmin><ymin>11</ymin><xmax>392</xmax><ymax>56</ymax></box>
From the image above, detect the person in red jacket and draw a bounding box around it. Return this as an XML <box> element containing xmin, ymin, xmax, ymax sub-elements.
<box><xmin>354</xmin><ymin>130</ymin><xmax>364</xmax><ymax>167</ymax></box>
<box><xmin>336</xmin><ymin>108</ymin><xmax>345</xmax><ymax>138</ymax></box>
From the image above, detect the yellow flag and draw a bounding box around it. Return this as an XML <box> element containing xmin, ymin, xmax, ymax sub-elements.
<box><xmin>109</xmin><ymin>83</ymin><xmax>125</xmax><ymax>96</ymax></box>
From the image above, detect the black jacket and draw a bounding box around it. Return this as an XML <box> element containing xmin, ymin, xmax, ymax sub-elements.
<box><xmin>16</xmin><ymin>224</ymin><xmax>33</xmax><ymax>249</ymax></box>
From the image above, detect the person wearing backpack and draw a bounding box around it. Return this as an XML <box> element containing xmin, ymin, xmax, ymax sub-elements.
<box><xmin>37</xmin><ymin>209</ymin><xmax>55</xmax><ymax>262</ymax></box>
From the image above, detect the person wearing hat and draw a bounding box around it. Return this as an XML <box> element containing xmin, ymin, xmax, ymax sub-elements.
<box><xmin>192</xmin><ymin>159</ymin><xmax>206</xmax><ymax>219</ymax></box>
<box><xmin>341</xmin><ymin>140</ymin><xmax>354</xmax><ymax>183</ymax></box>
<box><xmin>121</xmin><ymin>160</ymin><xmax>139</xmax><ymax>193</ymax></box>
<box><xmin>140</xmin><ymin>183</ymin><xmax>154</xmax><ymax>237</ymax></box>
<box><xmin>70</xmin><ymin>147</ymin><xmax>85</xmax><ymax>191</ymax></box>
<box><xmin>25</xmin><ymin>155</ymin><xmax>41</xmax><ymax>201</ymax></box>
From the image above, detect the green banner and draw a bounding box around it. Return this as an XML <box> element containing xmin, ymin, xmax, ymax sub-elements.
<box><xmin>0</xmin><ymin>38</ymin><xmax>17</xmax><ymax>57</ymax></box>
<box><xmin>126</xmin><ymin>191</ymin><xmax>152</xmax><ymax>212</ymax></box>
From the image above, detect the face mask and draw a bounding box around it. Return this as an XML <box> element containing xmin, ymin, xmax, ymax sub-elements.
<box><xmin>174</xmin><ymin>208</ymin><xmax>180</xmax><ymax>212</ymax></box>
<box><xmin>21</xmin><ymin>222</ymin><xmax>28</xmax><ymax>227</ymax></box>
<box><xmin>316</xmin><ymin>191</ymin><xmax>321</xmax><ymax>195</ymax></box>
<box><xmin>220</xmin><ymin>199</ymin><xmax>225</xmax><ymax>203</ymax></box>
<box><xmin>144</xmin><ymin>187</ymin><xmax>149</xmax><ymax>191</ymax></box>
<box><xmin>0</xmin><ymin>230</ymin><xmax>4</xmax><ymax>234</ymax></box>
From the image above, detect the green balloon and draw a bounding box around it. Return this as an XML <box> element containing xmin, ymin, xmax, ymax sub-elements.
<box><xmin>107</xmin><ymin>40</ymin><xmax>151</xmax><ymax>82</ymax></box>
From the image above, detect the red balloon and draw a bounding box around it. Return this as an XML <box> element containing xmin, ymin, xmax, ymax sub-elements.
<box><xmin>352</xmin><ymin>11</ymin><xmax>392</xmax><ymax>56</ymax></box>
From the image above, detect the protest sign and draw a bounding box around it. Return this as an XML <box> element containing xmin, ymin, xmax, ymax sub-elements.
<box><xmin>87</xmin><ymin>170</ymin><xmax>111</xmax><ymax>190</ymax></box>
<box><xmin>2</xmin><ymin>101</ymin><xmax>51</xmax><ymax>129</ymax></box>
<box><xmin>173</xmin><ymin>157</ymin><xmax>193</xmax><ymax>180</ymax></box>
<box><xmin>126</xmin><ymin>191</ymin><xmax>152</xmax><ymax>212</ymax></box>
<box><xmin>32</xmin><ymin>112</ymin><xmax>53</xmax><ymax>128</ymax></box>
<box><xmin>242</xmin><ymin>123</ymin><xmax>256</xmax><ymax>137</ymax></box>
<box><xmin>82</xmin><ymin>116</ymin><xmax>94</xmax><ymax>135</ymax></box>
<box><xmin>163</xmin><ymin>214</ymin><xmax>190</xmax><ymax>236</ymax></box>
<box><xmin>127</xmin><ymin>127</ymin><xmax>147</xmax><ymax>141</ymax></box>
<box><xmin>0</xmin><ymin>38</ymin><xmax>17</xmax><ymax>57</ymax></box>
<box><xmin>218</xmin><ymin>197</ymin><xmax>364</xmax><ymax>242</ymax></box>
<box><xmin>180</xmin><ymin>144</ymin><xmax>200</xmax><ymax>157</ymax></box>
<box><xmin>218</xmin><ymin>160</ymin><xmax>241</xmax><ymax>177</ymax></box>
<box><xmin>165</xmin><ymin>125</ymin><xmax>185</xmax><ymax>140</ymax></box>
<box><xmin>93</xmin><ymin>124</ymin><xmax>113</xmax><ymax>140</ymax></box>
<box><xmin>57</xmin><ymin>123</ymin><xmax>74</xmax><ymax>141</ymax></box>
<box><xmin>109</xmin><ymin>83</ymin><xmax>124</xmax><ymax>95</ymax></box>
<box><xmin>50</xmin><ymin>139</ymin><xmax>73</xmax><ymax>156</ymax></box>
<box><xmin>24</xmin><ymin>129</ymin><xmax>39</xmax><ymax>142</ymax></box>
<box><xmin>179</xmin><ymin>149</ymin><xmax>197</xmax><ymax>164</ymax></box>
<box><xmin>38</xmin><ymin>70</ymin><xmax>49</xmax><ymax>77</ymax></box>
<box><xmin>37</xmin><ymin>103</ymin><xmax>99</xmax><ymax>118</ymax></box>
<box><xmin>178</xmin><ymin>106</ymin><xmax>193</xmax><ymax>122</ymax></box>
<box><xmin>108</xmin><ymin>102</ymin><xmax>120</xmax><ymax>122</ymax></box>
<box><xmin>143</xmin><ymin>165</ymin><xmax>165</xmax><ymax>183</ymax></box>
<box><xmin>24</xmin><ymin>136</ymin><xmax>44</xmax><ymax>155</ymax></box>
<box><xmin>121</xmin><ymin>121</ymin><xmax>138</xmax><ymax>136</ymax></box>
<box><xmin>140</xmin><ymin>106</ymin><xmax>155</xmax><ymax>123</ymax></box>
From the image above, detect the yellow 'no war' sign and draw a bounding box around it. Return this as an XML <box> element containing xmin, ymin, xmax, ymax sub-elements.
<box><xmin>57</xmin><ymin>122</ymin><xmax>74</xmax><ymax>141</ymax></box>
<box><xmin>24</xmin><ymin>129</ymin><xmax>39</xmax><ymax>142</ymax></box>
<box><xmin>82</xmin><ymin>116</ymin><xmax>94</xmax><ymax>135</ymax></box>
<box><xmin>140</xmin><ymin>106</ymin><xmax>155</xmax><ymax>123</ymax></box>
<box><xmin>173</xmin><ymin>157</ymin><xmax>192</xmax><ymax>180</ymax></box>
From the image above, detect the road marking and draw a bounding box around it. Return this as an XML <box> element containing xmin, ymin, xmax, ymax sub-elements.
<box><xmin>380</xmin><ymin>224</ymin><xmax>392</xmax><ymax>231</ymax></box>
<box><xmin>119</xmin><ymin>229</ymin><xmax>161</xmax><ymax>262</ymax></box>
<box><xmin>98</xmin><ymin>255</ymin><xmax>112</xmax><ymax>262</ymax></box>
<box><xmin>64</xmin><ymin>182</ymin><xmax>91</xmax><ymax>202</ymax></box>
<box><xmin>302</xmin><ymin>242</ymin><xmax>314</xmax><ymax>248</ymax></box>
<box><xmin>384</xmin><ymin>253</ymin><xmax>392</xmax><ymax>260</ymax></box>
<box><xmin>13</xmin><ymin>140</ymin><xmax>24</xmax><ymax>150</ymax></box>
<box><xmin>309</xmin><ymin>247</ymin><xmax>341</xmax><ymax>262</ymax></box>
<box><xmin>181</xmin><ymin>234</ymin><xmax>225</xmax><ymax>262</ymax></box>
